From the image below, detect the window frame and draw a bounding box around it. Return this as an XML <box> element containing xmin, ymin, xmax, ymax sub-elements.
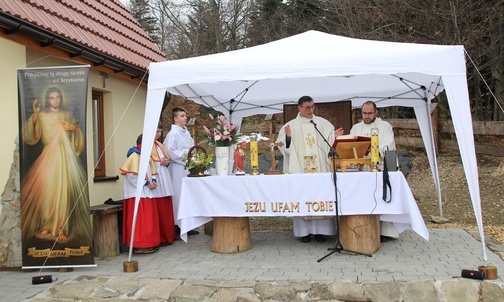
<box><xmin>92</xmin><ymin>91</ymin><xmax>106</xmax><ymax>178</ymax></box>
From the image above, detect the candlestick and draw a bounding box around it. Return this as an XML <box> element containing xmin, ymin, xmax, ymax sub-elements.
<box><xmin>370</xmin><ymin>127</ymin><xmax>380</xmax><ymax>172</ymax></box>
<box><xmin>250</xmin><ymin>133</ymin><xmax>260</xmax><ymax>175</ymax></box>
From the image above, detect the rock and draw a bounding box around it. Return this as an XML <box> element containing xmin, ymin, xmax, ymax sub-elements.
<box><xmin>430</xmin><ymin>216</ymin><xmax>450</xmax><ymax>224</ymax></box>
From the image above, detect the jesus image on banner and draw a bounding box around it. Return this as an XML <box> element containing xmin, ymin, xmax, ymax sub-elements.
<box><xmin>20</xmin><ymin>85</ymin><xmax>93</xmax><ymax>266</ymax></box>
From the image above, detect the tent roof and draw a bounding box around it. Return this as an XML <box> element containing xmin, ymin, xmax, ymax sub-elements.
<box><xmin>148</xmin><ymin>30</ymin><xmax>464</xmax><ymax>117</ymax></box>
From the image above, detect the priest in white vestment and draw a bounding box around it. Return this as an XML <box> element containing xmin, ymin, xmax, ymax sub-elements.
<box><xmin>350</xmin><ymin>101</ymin><xmax>396</xmax><ymax>154</ymax></box>
<box><xmin>276</xmin><ymin>96</ymin><xmax>340</xmax><ymax>243</ymax></box>
<box><xmin>350</xmin><ymin>101</ymin><xmax>398</xmax><ymax>239</ymax></box>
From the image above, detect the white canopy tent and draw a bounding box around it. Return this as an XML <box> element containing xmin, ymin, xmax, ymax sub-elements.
<box><xmin>136</xmin><ymin>31</ymin><xmax>487</xmax><ymax>261</ymax></box>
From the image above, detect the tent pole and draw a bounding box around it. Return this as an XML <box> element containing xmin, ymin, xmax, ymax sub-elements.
<box><xmin>228</xmin><ymin>103</ymin><xmax>234</xmax><ymax>175</ymax></box>
<box><xmin>424</xmin><ymin>98</ymin><xmax>443</xmax><ymax>217</ymax></box>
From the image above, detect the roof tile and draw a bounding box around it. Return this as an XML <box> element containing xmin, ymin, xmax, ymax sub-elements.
<box><xmin>0</xmin><ymin>0</ymin><xmax>166</xmax><ymax>70</ymax></box>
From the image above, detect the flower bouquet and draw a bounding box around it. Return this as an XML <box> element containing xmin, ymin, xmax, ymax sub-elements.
<box><xmin>184</xmin><ymin>145</ymin><xmax>214</xmax><ymax>177</ymax></box>
<box><xmin>203</xmin><ymin>114</ymin><xmax>241</xmax><ymax>147</ymax></box>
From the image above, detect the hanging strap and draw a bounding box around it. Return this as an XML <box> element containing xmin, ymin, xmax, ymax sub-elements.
<box><xmin>382</xmin><ymin>150</ymin><xmax>392</xmax><ymax>203</ymax></box>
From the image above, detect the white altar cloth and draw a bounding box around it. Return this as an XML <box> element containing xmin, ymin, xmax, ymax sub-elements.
<box><xmin>178</xmin><ymin>171</ymin><xmax>429</xmax><ymax>242</ymax></box>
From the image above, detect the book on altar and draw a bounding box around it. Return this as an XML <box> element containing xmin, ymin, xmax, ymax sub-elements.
<box><xmin>332</xmin><ymin>135</ymin><xmax>370</xmax><ymax>148</ymax></box>
<box><xmin>331</xmin><ymin>135</ymin><xmax>371</xmax><ymax>159</ymax></box>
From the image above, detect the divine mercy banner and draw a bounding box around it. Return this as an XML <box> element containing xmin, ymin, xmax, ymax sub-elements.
<box><xmin>18</xmin><ymin>66</ymin><xmax>95</xmax><ymax>268</ymax></box>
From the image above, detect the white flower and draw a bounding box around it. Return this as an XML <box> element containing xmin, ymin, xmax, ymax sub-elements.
<box><xmin>214</xmin><ymin>134</ymin><xmax>221</xmax><ymax>141</ymax></box>
<box><xmin>257</xmin><ymin>133</ymin><xmax>270</xmax><ymax>141</ymax></box>
<box><xmin>237</xmin><ymin>133</ymin><xmax>270</xmax><ymax>143</ymax></box>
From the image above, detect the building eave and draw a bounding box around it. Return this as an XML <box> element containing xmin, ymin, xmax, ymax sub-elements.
<box><xmin>0</xmin><ymin>12</ymin><xmax>149</xmax><ymax>83</ymax></box>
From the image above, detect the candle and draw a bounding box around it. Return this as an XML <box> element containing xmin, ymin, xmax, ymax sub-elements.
<box><xmin>250</xmin><ymin>133</ymin><xmax>259</xmax><ymax>175</ymax></box>
<box><xmin>370</xmin><ymin>128</ymin><xmax>380</xmax><ymax>172</ymax></box>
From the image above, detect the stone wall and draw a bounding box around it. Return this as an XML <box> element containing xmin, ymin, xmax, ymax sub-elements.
<box><xmin>0</xmin><ymin>137</ymin><xmax>22</xmax><ymax>267</ymax></box>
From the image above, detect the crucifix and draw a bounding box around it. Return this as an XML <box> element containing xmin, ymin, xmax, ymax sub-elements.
<box><xmin>265</xmin><ymin>141</ymin><xmax>283</xmax><ymax>175</ymax></box>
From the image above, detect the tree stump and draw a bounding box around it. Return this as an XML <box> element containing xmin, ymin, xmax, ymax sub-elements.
<box><xmin>339</xmin><ymin>214</ymin><xmax>381</xmax><ymax>254</ymax></box>
<box><xmin>90</xmin><ymin>204</ymin><xmax>122</xmax><ymax>258</ymax></box>
<box><xmin>211</xmin><ymin>217</ymin><xmax>252</xmax><ymax>253</ymax></box>
<box><xmin>204</xmin><ymin>221</ymin><xmax>213</xmax><ymax>236</ymax></box>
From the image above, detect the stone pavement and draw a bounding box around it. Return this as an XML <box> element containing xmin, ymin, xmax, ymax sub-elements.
<box><xmin>1</xmin><ymin>228</ymin><xmax>503</xmax><ymax>301</ymax></box>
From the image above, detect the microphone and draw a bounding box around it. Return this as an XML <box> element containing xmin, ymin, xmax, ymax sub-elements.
<box><xmin>310</xmin><ymin>119</ymin><xmax>338</xmax><ymax>157</ymax></box>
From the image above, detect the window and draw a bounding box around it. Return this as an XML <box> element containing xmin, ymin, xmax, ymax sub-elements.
<box><xmin>92</xmin><ymin>91</ymin><xmax>106</xmax><ymax>178</ymax></box>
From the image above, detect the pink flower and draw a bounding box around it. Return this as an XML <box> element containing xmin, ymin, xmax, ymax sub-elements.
<box><xmin>203</xmin><ymin>114</ymin><xmax>241</xmax><ymax>147</ymax></box>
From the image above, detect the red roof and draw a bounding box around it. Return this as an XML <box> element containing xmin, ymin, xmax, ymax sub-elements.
<box><xmin>0</xmin><ymin>0</ymin><xmax>166</xmax><ymax>71</ymax></box>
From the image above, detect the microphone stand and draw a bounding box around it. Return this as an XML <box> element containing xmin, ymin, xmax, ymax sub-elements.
<box><xmin>309</xmin><ymin>120</ymin><xmax>371</xmax><ymax>262</ymax></box>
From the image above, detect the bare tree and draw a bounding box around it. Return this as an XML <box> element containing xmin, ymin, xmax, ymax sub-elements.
<box><xmin>152</xmin><ymin>0</ymin><xmax>252</xmax><ymax>59</ymax></box>
<box><xmin>148</xmin><ymin>0</ymin><xmax>503</xmax><ymax>120</ymax></box>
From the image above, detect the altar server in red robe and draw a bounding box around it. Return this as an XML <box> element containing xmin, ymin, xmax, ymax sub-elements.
<box><xmin>120</xmin><ymin>134</ymin><xmax>160</xmax><ymax>254</ymax></box>
<box><xmin>151</xmin><ymin>123</ymin><xmax>176</xmax><ymax>245</ymax></box>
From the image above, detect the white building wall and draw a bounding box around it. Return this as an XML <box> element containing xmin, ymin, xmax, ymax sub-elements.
<box><xmin>0</xmin><ymin>39</ymin><xmax>26</xmax><ymax>215</ymax></box>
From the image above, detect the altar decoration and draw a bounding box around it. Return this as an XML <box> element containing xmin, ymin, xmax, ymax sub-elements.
<box><xmin>203</xmin><ymin>114</ymin><xmax>240</xmax><ymax>147</ymax></box>
<box><xmin>203</xmin><ymin>114</ymin><xmax>241</xmax><ymax>175</ymax></box>
<box><xmin>265</xmin><ymin>142</ymin><xmax>283</xmax><ymax>175</ymax></box>
<box><xmin>237</xmin><ymin>133</ymin><xmax>269</xmax><ymax>175</ymax></box>
<box><xmin>185</xmin><ymin>145</ymin><xmax>214</xmax><ymax>177</ymax></box>
<box><xmin>249</xmin><ymin>133</ymin><xmax>260</xmax><ymax>175</ymax></box>
<box><xmin>214</xmin><ymin>146</ymin><xmax>230</xmax><ymax>175</ymax></box>
<box><xmin>234</xmin><ymin>141</ymin><xmax>247</xmax><ymax>175</ymax></box>
<box><xmin>370</xmin><ymin>128</ymin><xmax>380</xmax><ymax>172</ymax></box>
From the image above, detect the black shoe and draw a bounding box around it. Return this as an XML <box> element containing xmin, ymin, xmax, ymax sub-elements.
<box><xmin>380</xmin><ymin>236</ymin><xmax>395</xmax><ymax>242</ymax></box>
<box><xmin>159</xmin><ymin>241</ymin><xmax>173</xmax><ymax>247</ymax></box>
<box><xmin>188</xmin><ymin>229</ymin><xmax>199</xmax><ymax>236</ymax></box>
<box><xmin>314</xmin><ymin>235</ymin><xmax>326</xmax><ymax>242</ymax></box>
<box><xmin>145</xmin><ymin>246</ymin><xmax>159</xmax><ymax>254</ymax></box>
<box><xmin>133</xmin><ymin>247</ymin><xmax>159</xmax><ymax>254</ymax></box>
<box><xmin>300</xmin><ymin>235</ymin><xmax>311</xmax><ymax>243</ymax></box>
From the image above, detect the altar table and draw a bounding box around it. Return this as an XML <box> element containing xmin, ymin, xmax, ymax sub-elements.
<box><xmin>178</xmin><ymin>171</ymin><xmax>429</xmax><ymax>243</ymax></box>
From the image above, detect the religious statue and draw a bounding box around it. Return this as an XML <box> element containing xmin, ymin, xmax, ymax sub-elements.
<box><xmin>234</xmin><ymin>141</ymin><xmax>246</xmax><ymax>175</ymax></box>
<box><xmin>265</xmin><ymin>142</ymin><xmax>283</xmax><ymax>175</ymax></box>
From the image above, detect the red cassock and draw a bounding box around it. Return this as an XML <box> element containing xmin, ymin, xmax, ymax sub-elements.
<box><xmin>156</xmin><ymin>196</ymin><xmax>175</xmax><ymax>244</ymax></box>
<box><xmin>122</xmin><ymin>197</ymin><xmax>160</xmax><ymax>248</ymax></box>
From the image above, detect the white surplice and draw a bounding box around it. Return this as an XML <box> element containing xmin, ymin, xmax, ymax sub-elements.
<box><xmin>164</xmin><ymin>124</ymin><xmax>194</xmax><ymax>224</ymax></box>
<box><xmin>276</xmin><ymin>113</ymin><xmax>336</xmax><ymax>237</ymax></box>
<box><xmin>350</xmin><ymin>117</ymin><xmax>396</xmax><ymax>154</ymax></box>
<box><xmin>151</xmin><ymin>141</ymin><xmax>174</xmax><ymax>198</ymax></box>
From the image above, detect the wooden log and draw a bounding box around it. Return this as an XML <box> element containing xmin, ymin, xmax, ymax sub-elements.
<box><xmin>339</xmin><ymin>214</ymin><xmax>381</xmax><ymax>254</ymax></box>
<box><xmin>123</xmin><ymin>260</ymin><xmax>138</xmax><ymax>272</ymax></box>
<box><xmin>90</xmin><ymin>204</ymin><xmax>122</xmax><ymax>258</ymax></box>
<box><xmin>211</xmin><ymin>217</ymin><xmax>252</xmax><ymax>254</ymax></box>
<box><xmin>478</xmin><ymin>265</ymin><xmax>498</xmax><ymax>280</ymax></box>
<box><xmin>92</xmin><ymin>212</ymin><xmax>119</xmax><ymax>257</ymax></box>
<box><xmin>204</xmin><ymin>221</ymin><xmax>213</xmax><ymax>236</ymax></box>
